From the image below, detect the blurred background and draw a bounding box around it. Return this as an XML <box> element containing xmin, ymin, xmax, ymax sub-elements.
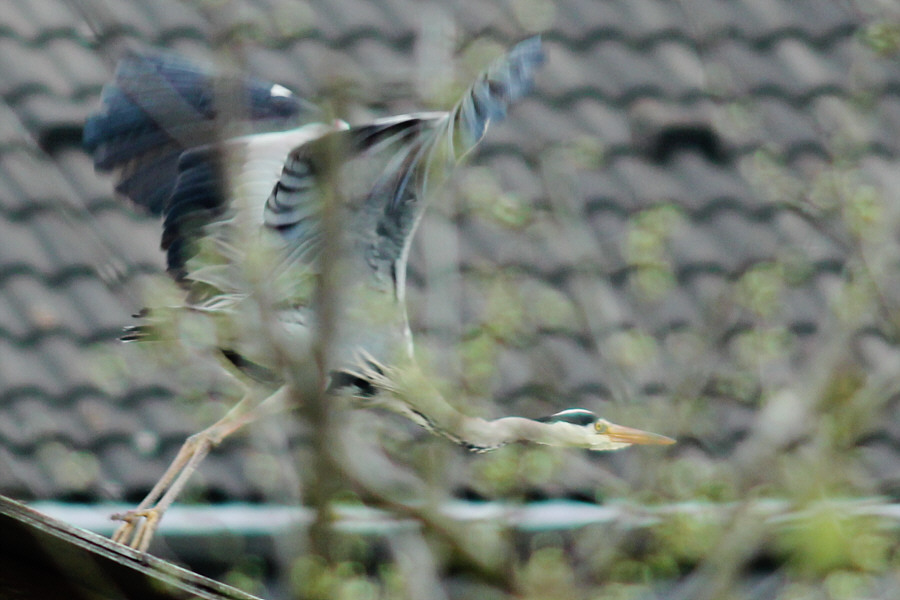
<box><xmin>3</xmin><ymin>0</ymin><xmax>900</xmax><ymax>598</ymax></box>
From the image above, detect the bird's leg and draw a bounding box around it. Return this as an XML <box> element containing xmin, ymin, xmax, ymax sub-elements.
<box><xmin>112</xmin><ymin>386</ymin><xmax>290</xmax><ymax>551</ymax></box>
<box><xmin>111</xmin><ymin>425</ymin><xmax>227</xmax><ymax>551</ymax></box>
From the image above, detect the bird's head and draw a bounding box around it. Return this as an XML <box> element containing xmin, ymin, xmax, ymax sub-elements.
<box><xmin>538</xmin><ymin>409</ymin><xmax>676</xmax><ymax>451</ymax></box>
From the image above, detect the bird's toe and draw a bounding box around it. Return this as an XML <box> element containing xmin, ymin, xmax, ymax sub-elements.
<box><xmin>110</xmin><ymin>509</ymin><xmax>161</xmax><ymax>551</ymax></box>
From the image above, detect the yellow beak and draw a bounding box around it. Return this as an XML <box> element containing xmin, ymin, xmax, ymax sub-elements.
<box><xmin>600</xmin><ymin>421</ymin><xmax>676</xmax><ymax>446</ymax></box>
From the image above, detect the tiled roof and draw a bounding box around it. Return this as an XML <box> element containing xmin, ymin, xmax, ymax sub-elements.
<box><xmin>2</xmin><ymin>0</ymin><xmax>900</xmax><ymax>556</ymax></box>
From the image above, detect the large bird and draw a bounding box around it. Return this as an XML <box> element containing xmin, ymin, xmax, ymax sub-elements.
<box><xmin>84</xmin><ymin>37</ymin><xmax>674</xmax><ymax>551</ymax></box>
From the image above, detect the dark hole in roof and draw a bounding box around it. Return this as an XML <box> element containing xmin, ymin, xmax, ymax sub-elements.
<box><xmin>649</xmin><ymin>124</ymin><xmax>729</xmax><ymax>164</ymax></box>
<box><xmin>38</xmin><ymin>124</ymin><xmax>85</xmax><ymax>155</ymax></box>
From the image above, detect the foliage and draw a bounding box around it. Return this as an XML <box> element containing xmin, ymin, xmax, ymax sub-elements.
<box><xmin>61</xmin><ymin>3</ymin><xmax>900</xmax><ymax>599</ymax></box>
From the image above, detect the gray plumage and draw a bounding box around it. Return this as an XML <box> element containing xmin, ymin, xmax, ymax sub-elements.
<box><xmin>85</xmin><ymin>38</ymin><xmax>673</xmax><ymax>552</ymax></box>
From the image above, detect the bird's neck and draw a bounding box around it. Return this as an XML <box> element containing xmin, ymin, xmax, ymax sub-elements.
<box><xmin>402</xmin><ymin>404</ymin><xmax>590</xmax><ymax>453</ymax></box>
<box><xmin>353</xmin><ymin>358</ymin><xmax>593</xmax><ymax>452</ymax></box>
<box><xmin>457</xmin><ymin>416</ymin><xmax>592</xmax><ymax>451</ymax></box>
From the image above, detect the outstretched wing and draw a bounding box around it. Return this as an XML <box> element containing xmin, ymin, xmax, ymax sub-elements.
<box><xmin>260</xmin><ymin>36</ymin><xmax>546</xmax><ymax>287</ymax></box>
<box><xmin>83</xmin><ymin>49</ymin><xmax>318</xmax><ymax>215</ymax></box>
<box><xmin>86</xmin><ymin>38</ymin><xmax>544</xmax><ymax>382</ymax></box>
<box><xmin>86</xmin><ymin>38</ymin><xmax>543</xmax><ymax>301</ymax></box>
<box><xmin>160</xmin><ymin>123</ymin><xmax>337</xmax><ymax>281</ymax></box>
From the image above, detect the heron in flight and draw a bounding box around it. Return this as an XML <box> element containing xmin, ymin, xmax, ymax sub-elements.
<box><xmin>85</xmin><ymin>37</ymin><xmax>674</xmax><ymax>551</ymax></box>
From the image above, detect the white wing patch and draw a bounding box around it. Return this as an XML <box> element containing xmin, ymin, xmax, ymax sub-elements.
<box><xmin>227</xmin><ymin>123</ymin><xmax>336</xmax><ymax>226</ymax></box>
<box><xmin>269</xmin><ymin>83</ymin><xmax>293</xmax><ymax>98</ymax></box>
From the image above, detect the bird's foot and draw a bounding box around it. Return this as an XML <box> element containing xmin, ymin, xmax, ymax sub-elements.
<box><xmin>111</xmin><ymin>509</ymin><xmax>162</xmax><ymax>552</ymax></box>
<box><xmin>106</xmin><ymin>390</ymin><xmax>279</xmax><ymax>552</ymax></box>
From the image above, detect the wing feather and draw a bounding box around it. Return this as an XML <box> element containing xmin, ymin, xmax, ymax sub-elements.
<box><xmin>259</xmin><ymin>36</ymin><xmax>545</xmax><ymax>277</ymax></box>
<box><xmin>84</xmin><ymin>49</ymin><xmax>318</xmax><ymax>215</ymax></box>
<box><xmin>87</xmin><ymin>37</ymin><xmax>544</xmax><ymax>382</ymax></box>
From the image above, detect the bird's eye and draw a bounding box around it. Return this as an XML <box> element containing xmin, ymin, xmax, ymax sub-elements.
<box><xmin>594</xmin><ymin>420</ymin><xmax>609</xmax><ymax>434</ymax></box>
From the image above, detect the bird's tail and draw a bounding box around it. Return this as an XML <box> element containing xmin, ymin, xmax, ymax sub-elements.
<box><xmin>83</xmin><ymin>50</ymin><xmax>316</xmax><ymax>215</ymax></box>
